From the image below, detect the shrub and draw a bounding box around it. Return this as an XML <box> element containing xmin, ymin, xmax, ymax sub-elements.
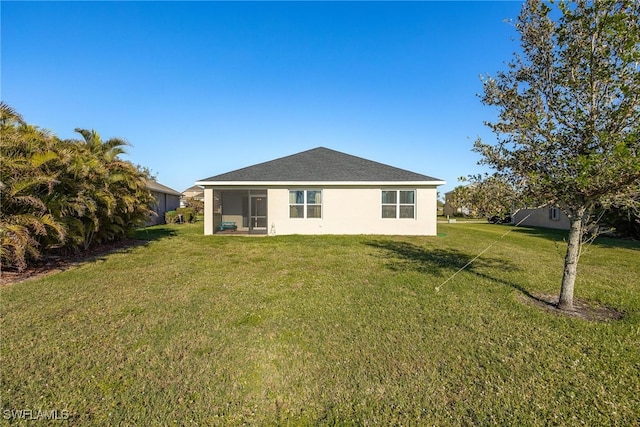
<box><xmin>183</xmin><ymin>197</ymin><xmax>204</xmax><ymax>215</ymax></box>
<box><xmin>176</xmin><ymin>208</ymin><xmax>195</xmax><ymax>223</ymax></box>
<box><xmin>165</xmin><ymin>210</ymin><xmax>178</xmax><ymax>224</ymax></box>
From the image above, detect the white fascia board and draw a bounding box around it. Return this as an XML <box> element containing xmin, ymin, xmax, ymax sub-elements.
<box><xmin>195</xmin><ymin>180</ymin><xmax>446</xmax><ymax>187</ymax></box>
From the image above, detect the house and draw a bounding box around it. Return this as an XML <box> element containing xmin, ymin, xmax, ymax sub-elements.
<box><xmin>442</xmin><ymin>187</ymin><xmax>472</xmax><ymax>217</ymax></box>
<box><xmin>181</xmin><ymin>185</ymin><xmax>205</xmax><ymax>208</ymax></box>
<box><xmin>182</xmin><ymin>185</ymin><xmax>204</xmax><ymax>201</ymax></box>
<box><xmin>195</xmin><ymin>147</ymin><xmax>445</xmax><ymax>236</ymax></box>
<box><xmin>442</xmin><ymin>183</ymin><xmax>485</xmax><ymax>218</ymax></box>
<box><xmin>146</xmin><ymin>180</ymin><xmax>182</xmax><ymax>225</ymax></box>
<box><xmin>512</xmin><ymin>207</ymin><xmax>570</xmax><ymax>230</ymax></box>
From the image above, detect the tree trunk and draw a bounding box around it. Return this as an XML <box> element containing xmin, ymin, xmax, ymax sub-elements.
<box><xmin>558</xmin><ymin>207</ymin><xmax>587</xmax><ymax>311</ymax></box>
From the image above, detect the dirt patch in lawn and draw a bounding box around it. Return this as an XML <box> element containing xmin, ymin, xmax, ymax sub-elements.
<box><xmin>0</xmin><ymin>239</ymin><xmax>147</xmax><ymax>286</ymax></box>
<box><xmin>518</xmin><ymin>292</ymin><xmax>625</xmax><ymax>322</ymax></box>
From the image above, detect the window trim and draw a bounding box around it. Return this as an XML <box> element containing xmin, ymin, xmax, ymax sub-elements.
<box><xmin>381</xmin><ymin>189</ymin><xmax>416</xmax><ymax>219</ymax></box>
<box><xmin>289</xmin><ymin>189</ymin><xmax>322</xmax><ymax>219</ymax></box>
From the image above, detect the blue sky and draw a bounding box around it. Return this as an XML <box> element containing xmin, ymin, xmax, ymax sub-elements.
<box><xmin>2</xmin><ymin>1</ymin><xmax>525</xmax><ymax>195</ymax></box>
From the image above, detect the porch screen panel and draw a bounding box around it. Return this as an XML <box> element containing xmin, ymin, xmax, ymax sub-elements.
<box><xmin>242</xmin><ymin>196</ymin><xmax>249</xmax><ymax>227</ymax></box>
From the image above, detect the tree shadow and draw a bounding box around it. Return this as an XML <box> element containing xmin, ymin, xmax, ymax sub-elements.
<box><xmin>134</xmin><ymin>225</ymin><xmax>179</xmax><ymax>243</ymax></box>
<box><xmin>365</xmin><ymin>239</ymin><xmax>519</xmax><ymax>275</ymax></box>
<box><xmin>510</xmin><ymin>226</ymin><xmax>639</xmax><ymax>250</ymax></box>
<box><xmin>364</xmin><ymin>239</ymin><xmax>550</xmax><ymax>305</ymax></box>
<box><xmin>364</xmin><ymin>238</ymin><xmax>627</xmax><ymax>321</ymax></box>
<box><xmin>76</xmin><ymin>227</ymin><xmax>178</xmax><ymax>265</ymax></box>
<box><xmin>507</xmin><ymin>226</ymin><xmax>568</xmax><ymax>242</ymax></box>
<box><xmin>1</xmin><ymin>227</ymin><xmax>179</xmax><ymax>285</ymax></box>
<box><xmin>79</xmin><ymin>226</ymin><xmax>179</xmax><ymax>262</ymax></box>
<box><xmin>587</xmin><ymin>235</ymin><xmax>640</xmax><ymax>250</ymax></box>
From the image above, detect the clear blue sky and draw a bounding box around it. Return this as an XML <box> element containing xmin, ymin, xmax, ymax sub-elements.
<box><xmin>2</xmin><ymin>1</ymin><xmax>525</xmax><ymax>195</ymax></box>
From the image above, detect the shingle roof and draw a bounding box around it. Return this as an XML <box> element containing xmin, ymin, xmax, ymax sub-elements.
<box><xmin>183</xmin><ymin>185</ymin><xmax>204</xmax><ymax>193</ymax></box>
<box><xmin>146</xmin><ymin>180</ymin><xmax>182</xmax><ymax>196</ymax></box>
<box><xmin>197</xmin><ymin>147</ymin><xmax>443</xmax><ymax>183</ymax></box>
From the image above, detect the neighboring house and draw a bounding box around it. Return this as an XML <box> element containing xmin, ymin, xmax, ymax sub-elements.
<box><xmin>146</xmin><ymin>180</ymin><xmax>182</xmax><ymax>225</ymax></box>
<box><xmin>512</xmin><ymin>207</ymin><xmax>570</xmax><ymax>230</ymax></box>
<box><xmin>182</xmin><ymin>185</ymin><xmax>204</xmax><ymax>200</ymax></box>
<box><xmin>181</xmin><ymin>185</ymin><xmax>205</xmax><ymax>208</ymax></box>
<box><xmin>195</xmin><ymin>147</ymin><xmax>445</xmax><ymax>236</ymax></box>
<box><xmin>442</xmin><ymin>188</ymin><xmax>472</xmax><ymax>217</ymax></box>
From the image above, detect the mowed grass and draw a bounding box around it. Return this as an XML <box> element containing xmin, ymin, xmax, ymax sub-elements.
<box><xmin>1</xmin><ymin>223</ymin><xmax>639</xmax><ymax>425</ymax></box>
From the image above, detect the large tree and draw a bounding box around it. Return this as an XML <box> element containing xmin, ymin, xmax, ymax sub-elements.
<box><xmin>474</xmin><ymin>0</ymin><xmax>640</xmax><ymax>310</ymax></box>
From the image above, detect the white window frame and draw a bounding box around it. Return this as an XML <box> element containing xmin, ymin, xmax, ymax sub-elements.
<box><xmin>381</xmin><ymin>189</ymin><xmax>416</xmax><ymax>219</ymax></box>
<box><xmin>289</xmin><ymin>190</ymin><xmax>322</xmax><ymax>219</ymax></box>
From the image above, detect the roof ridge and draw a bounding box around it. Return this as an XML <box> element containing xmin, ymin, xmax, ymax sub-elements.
<box><xmin>197</xmin><ymin>147</ymin><xmax>444</xmax><ymax>183</ymax></box>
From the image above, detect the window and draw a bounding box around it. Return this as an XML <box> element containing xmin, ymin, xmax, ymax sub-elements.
<box><xmin>289</xmin><ymin>190</ymin><xmax>322</xmax><ymax>218</ymax></box>
<box><xmin>549</xmin><ymin>207</ymin><xmax>560</xmax><ymax>221</ymax></box>
<box><xmin>382</xmin><ymin>190</ymin><xmax>415</xmax><ymax>219</ymax></box>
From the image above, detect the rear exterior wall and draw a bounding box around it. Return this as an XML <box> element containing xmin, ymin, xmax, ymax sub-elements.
<box><xmin>267</xmin><ymin>186</ymin><xmax>438</xmax><ymax>236</ymax></box>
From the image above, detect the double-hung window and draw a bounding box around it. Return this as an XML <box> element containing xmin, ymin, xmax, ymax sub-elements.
<box><xmin>382</xmin><ymin>190</ymin><xmax>415</xmax><ymax>219</ymax></box>
<box><xmin>289</xmin><ymin>190</ymin><xmax>322</xmax><ymax>218</ymax></box>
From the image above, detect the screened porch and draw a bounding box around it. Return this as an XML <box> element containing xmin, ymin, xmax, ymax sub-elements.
<box><xmin>214</xmin><ymin>190</ymin><xmax>268</xmax><ymax>234</ymax></box>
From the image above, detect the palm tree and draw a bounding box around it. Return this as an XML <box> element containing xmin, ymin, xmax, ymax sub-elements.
<box><xmin>1</xmin><ymin>104</ymin><xmax>155</xmax><ymax>270</ymax></box>
<box><xmin>64</xmin><ymin>129</ymin><xmax>153</xmax><ymax>249</ymax></box>
<box><xmin>0</xmin><ymin>103</ymin><xmax>66</xmax><ymax>270</ymax></box>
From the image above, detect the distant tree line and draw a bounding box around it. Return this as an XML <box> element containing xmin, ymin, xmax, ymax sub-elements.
<box><xmin>447</xmin><ymin>174</ymin><xmax>639</xmax><ymax>239</ymax></box>
<box><xmin>1</xmin><ymin>103</ymin><xmax>155</xmax><ymax>271</ymax></box>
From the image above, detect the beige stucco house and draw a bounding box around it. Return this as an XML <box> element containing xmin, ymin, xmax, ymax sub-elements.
<box><xmin>195</xmin><ymin>147</ymin><xmax>445</xmax><ymax>236</ymax></box>
<box><xmin>182</xmin><ymin>185</ymin><xmax>204</xmax><ymax>201</ymax></box>
<box><xmin>442</xmin><ymin>187</ymin><xmax>473</xmax><ymax>217</ymax></box>
<box><xmin>512</xmin><ymin>207</ymin><xmax>570</xmax><ymax>230</ymax></box>
<box><xmin>182</xmin><ymin>185</ymin><xmax>204</xmax><ymax>200</ymax></box>
<box><xmin>181</xmin><ymin>185</ymin><xmax>206</xmax><ymax>208</ymax></box>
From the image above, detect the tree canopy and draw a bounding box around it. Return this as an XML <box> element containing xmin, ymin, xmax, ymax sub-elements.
<box><xmin>449</xmin><ymin>174</ymin><xmax>520</xmax><ymax>220</ymax></box>
<box><xmin>474</xmin><ymin>0</ymin><xmax>640</xmax><ymax>310</ymax></box>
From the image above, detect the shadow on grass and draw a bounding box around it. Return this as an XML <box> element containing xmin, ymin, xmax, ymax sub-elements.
<box><xmin>503</xmin><ymin>225</ymin><xmax>568</xmax><ymax>242</ymax></box>
<box><xmin>587</xmin><ymin>235</ymin><xmax>640</xmax><ymax>250</ymax></box>
<box><xmin>366</xmin><ymin>240</ymin><xmax>475</xmax><ymax>275</ymax></box>
<box><xmin>365</xmin><ymin>239</ymin><xmax>551</xmax><ymax>305</ymax></box>
<box><xmin>1</xmin><ymin>226</ymin><xmax>180</xmax><ymax>285</ymax></box>
<box><xmin>79</xmin><ymin>227</ymin><xmax>178</xmax><ymax>265</ymax></box>
<box><xmin>134</xmin><ymin>225</ymin><xmax>179</xmax><ymax>242</ymax></box>
<box><xmin>365</xmin><ymin>239</ymin><xmax>520</xmax><ymax>275</ymax></box>
<box><xmin>509</xmin><ymin>225</ymin><xmax>639</xmax><ymax>251</ymax></box>
<box><xmin>62</xmin><ymin>227</ymin><xmax>179</xmax><ymax>265</ymax></box>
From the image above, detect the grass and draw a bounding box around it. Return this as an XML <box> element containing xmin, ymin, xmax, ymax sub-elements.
<box><xmin>1</xmin><ymin>222</ymin><xmax>639</xmax><ymax>425</ymax></box>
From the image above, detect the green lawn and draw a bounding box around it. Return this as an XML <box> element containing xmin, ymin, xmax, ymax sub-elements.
<box><xmin>1</xmin><ymin>223</ymin><xmax>639</xmax><ymax>425</ymax></box>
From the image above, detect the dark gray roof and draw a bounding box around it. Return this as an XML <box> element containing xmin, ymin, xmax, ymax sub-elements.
<box><xmin>198</xmin><ymin>147</ymin><xmax>443</xmax><ymax>183</ymax></box>
<box><xmin>146</xmin><ymin>180</ymin><xmax>182</xmax><ymax>196</ymax></box>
